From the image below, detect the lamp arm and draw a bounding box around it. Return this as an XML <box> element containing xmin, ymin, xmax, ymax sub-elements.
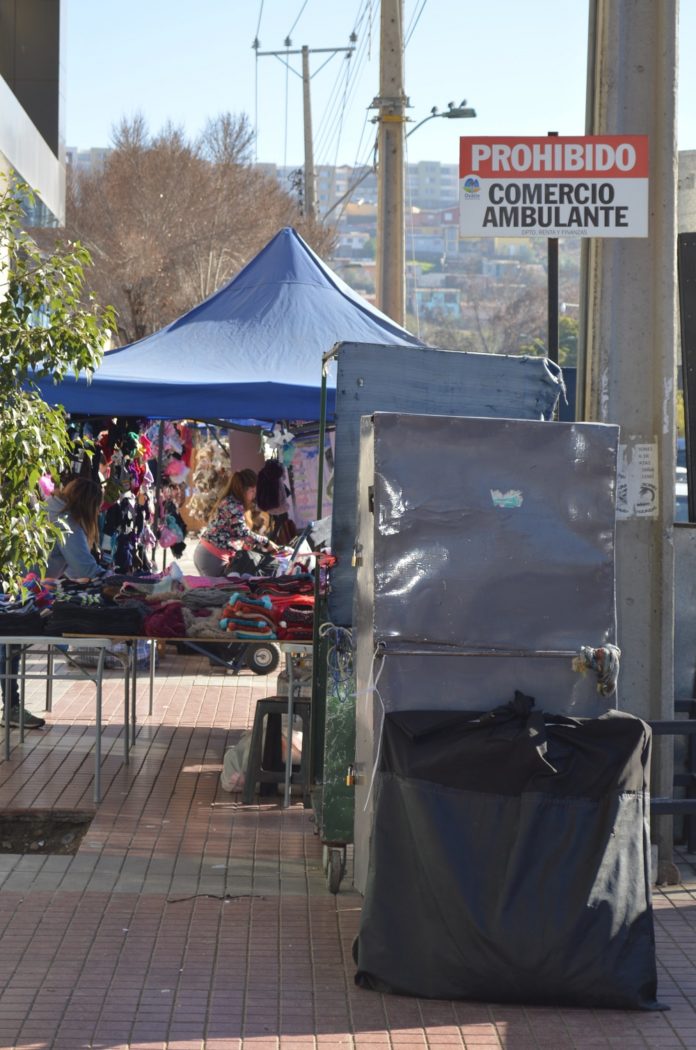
<box><xmin>405</xmin><ymin>113</ymin><xmax>438</xmax><ymax>139</ymax></box>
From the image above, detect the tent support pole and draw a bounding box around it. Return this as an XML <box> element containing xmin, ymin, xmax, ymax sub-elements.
<box><xmin>310</xmin><ymin>346</ymin><xmax>336</xmax><ymax>785</ymax></box>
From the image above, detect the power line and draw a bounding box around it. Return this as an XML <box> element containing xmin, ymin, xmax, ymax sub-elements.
<box><xmin>286</xmin><ymin>0</ymin><xmax>310</xmax><ymax>39</ymax></box>
<box><xmin>405</xmin><ymin>0</ymin><xmax>428</xmax><ymax>47</ymax></box>
<box><xmin>315</xmin><ymin>16</ymin><xmax>372</xmax><ymax>163</ymax></box>
<box><xmin>315</xmin><ymin>0</ymin><xmax>373</xmax><ymax>160</ymax></box>
<box><xmin>254</xmin><ymin>0</ymin><xmax>264</xmax><ymax>41</ymax></box>
<box><xmin>252</xmin><ymin>0</ymin><xmax>265</xmax><ymax>162</ymax></box>
<box><xmin>315</xmin><ymin>35</ymin><xmax>367</xmax><ymax>159</ymax></box>
<box><xmin>256</xmin><ymin>41</ymin><xmax>355</xmax><ymax>219</ymax></box>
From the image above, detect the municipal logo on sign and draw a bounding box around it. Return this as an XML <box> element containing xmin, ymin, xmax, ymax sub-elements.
<box><xmin>459</xmin><ymin>135</ymin><xmax>649</xmax><ymax>238</ymax></box>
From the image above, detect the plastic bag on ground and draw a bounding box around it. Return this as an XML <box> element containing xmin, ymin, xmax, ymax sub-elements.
<box><xmin>220</xmin><ymin>731</ymin><xmax>252</xmax><ymax>792</ymax></box>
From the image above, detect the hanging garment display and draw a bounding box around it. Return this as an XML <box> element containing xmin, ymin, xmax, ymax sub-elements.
<box><xmin>96</xmin><ymin>420</ymin><xmax>157</xmax><ymax>575</ymax></box>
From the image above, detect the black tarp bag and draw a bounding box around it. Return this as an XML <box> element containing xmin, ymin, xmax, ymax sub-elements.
<box><xmin>354</xmin><ymin>693</ymin><xmax>661</xmax><ymax>1010</ymax></box>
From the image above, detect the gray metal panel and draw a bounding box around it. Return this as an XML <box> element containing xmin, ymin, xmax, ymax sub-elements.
<box><xmin>373</xmin><ymin>655</ymin><xmax>611</xmax><ymax>717</ymax></box>
<box><xmin>353</xmin><ymin>412</ymin><xmax>619</xmax><ymax>892</ymax></box>
<box><xmin>674</xmin><ymin>523</ymin><xmax>696</xmax><ymax>700</ymax></box>
<box><xmin>329</xmin><ymin>343</ymin><xmax>564</xmax><ymax>626</ymax></box>
<box><xmin>371</xmin><ymin>414</ymin><xmax>618</xmax><ymax>650</ymax></box>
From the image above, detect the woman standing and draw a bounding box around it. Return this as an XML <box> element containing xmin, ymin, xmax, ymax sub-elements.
<box><xmin>1</xmin><ymin>477</ymin><xmax>107</xmax><ymax>729</ymax></box>
<box><xmin>46</xmin><ymin>477</ymin><xmax>108</xmax><ymax>581</ymax></box>
<box><xmin>193</xmin><ymin>469</ymin><xmax>278</xmax><ymax>578</ymax></box>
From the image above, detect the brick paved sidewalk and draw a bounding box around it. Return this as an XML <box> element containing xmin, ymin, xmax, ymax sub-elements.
<box><xmin>0</xmin><ymin>646</ymin><xmax>695</xmax><ymax>1049</ymax></box>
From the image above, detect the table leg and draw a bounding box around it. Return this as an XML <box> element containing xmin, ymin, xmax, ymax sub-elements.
<box><xmin>148</xmin><ymin>640</ymin><xmax>155</xmax><ymax>717</ymax></box>
<box><xmin>94</xmin><ymin>648</ymin><xmax>105</xmax><ymax>804</ymax></box>
<box><xmin>283</xmin><ymin>653</ymin><xmax>295</xmax><ymax>808</ymax></box>
<box><xmin>46</xmin><ymin>648</ymin><xmax>54</xmax><ymax>712</ymax></box>
<box><xmin>130</xmin><ymin>640</ymin><xmax>137</xmax><ymax>747</ymax></box>
<box><xmin>123</xmin><ymin>646</ymin><xmax>130</xmax><ymax>766</ymax></box>
<box><xmin>3</xmin><ymin>644</ymin><xmax>10</xmax><ymax>760</ymax></box>
<box><xmin>19</xmin><ymin>648</ymin><xmax>26</xmax><ymax>744</ymax></box>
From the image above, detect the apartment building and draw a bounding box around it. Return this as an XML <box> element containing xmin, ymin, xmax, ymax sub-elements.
<box><xmin>258</xmin><ymin>160</ymin><xmax>460</xmax><ymax>216</ymax></box>
<box><xmin>0</xmin><ymin>0</ymin><xmax>65</xmax><ymax>226</ymax></box>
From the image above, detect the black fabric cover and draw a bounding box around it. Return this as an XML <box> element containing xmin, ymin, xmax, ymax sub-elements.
<box><xmin>48</xmin><ymin>602</ymin><xmax>145</xmax><ymax>636</ymax></box>
<box><xmin>354</xmin><ymin>694</ymin><xmax>660</xmax><ymax>1010</ymax></box>
<box><xmin>0</xmin><ymin>610</ymin><xmax>46</xmax><ymax>635</ymax></box>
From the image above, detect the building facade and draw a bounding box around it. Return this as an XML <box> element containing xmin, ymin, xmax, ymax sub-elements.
<box><xmin>0</xmin><ymin>0</ymin><xmax>65</xmax><ymax>225</ymax></box>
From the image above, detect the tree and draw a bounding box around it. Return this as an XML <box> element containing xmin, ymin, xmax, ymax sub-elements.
<box><xmin>413</xmin><ymin>312</ymin><xmax>478</xmax><ymax>351</ymax></box>
<box><xmin>66</xmin><ymin>113</ymin><xmax>335</xmax><ymax>345</ymax></box>
<box><xmin>519</xmin><ymin>314</ymin><xmax>579</xmax><ymax>365</ymax></box>
<box><xmin>0</xmin><ymin>175</ymin><xmax>114</xmax><ymax>590</ymax></box>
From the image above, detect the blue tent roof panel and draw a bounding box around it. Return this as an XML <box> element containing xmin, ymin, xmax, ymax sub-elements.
<box><xmin>38</xmin><ymin>227</ymin><xmax>424</xmax><ymax>420</ymax></box>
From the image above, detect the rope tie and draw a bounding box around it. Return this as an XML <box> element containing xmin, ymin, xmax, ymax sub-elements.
<box><xmin>572</xmin><ymin>644</ymin><xmax>621</xmax><ymax>697</ymax></box>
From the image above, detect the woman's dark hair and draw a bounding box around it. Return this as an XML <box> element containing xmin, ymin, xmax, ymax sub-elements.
<box><xmin>56</xmin><ymin>477</ymin><xmax>102</xmax><ymax>548</ymax></box>
<box><xmin>216</xmin><ymin>469</ymin><xmax>257</xmax><ymax>510</ymax></box>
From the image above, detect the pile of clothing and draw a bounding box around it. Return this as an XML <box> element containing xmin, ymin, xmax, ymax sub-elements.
<box><xmin>0</xmin><ymin>571</ymin><xmax>317</xmax><ymax>642</ymax></box>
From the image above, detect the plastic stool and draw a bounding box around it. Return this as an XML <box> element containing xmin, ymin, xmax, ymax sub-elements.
<box><xmin>243</xmin><ymin>696</ymin><xmax>312</xmax><ymax>807</ymax></box>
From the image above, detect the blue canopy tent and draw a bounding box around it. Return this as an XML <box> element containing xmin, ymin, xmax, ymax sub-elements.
<box><xmin>36</xmin><ymin>227</ymin><xmax>424</xmax><ymax>422</ymax></box>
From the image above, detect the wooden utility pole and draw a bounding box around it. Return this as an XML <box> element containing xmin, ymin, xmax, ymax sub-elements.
<box><xmin>257</xmin><ymin>42</ymin><xmax>354</xmax><ymax>220</ymax></box>
<box><xmin>373</xmin><ymin>0</ymin><xmax>408</xmax><ymax>325</ymax></box>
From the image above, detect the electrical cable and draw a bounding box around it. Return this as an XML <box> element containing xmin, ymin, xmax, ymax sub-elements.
<box><xmin>405</xmin><ymin>0</ymin><xmax>429</xmax><ymax>48</ymax></box>
<box><xmin>254</xmin><ymin>0</ymin><xmax>264</xmax><ymax>41</ymax></box>
<box><xmin>318</xmin><ymin>623</ymin><xmax>353</xmax><ymax>693</ymax></box>
<box><xmin>253</xmin><ymin>0</ymin><xmax>265</xmax><ymax>162</ymax></box>
<box><xmin>314</xmin><ymin>0</ymin><xmax>373</xmax><ymax>165</ymax></box>
<box><xmin>332</xmin><ymin>57</ymin><xmax>353</xmax><ymax>171</ymax></box>
<box><xmin>363</xmin><ymin>646</ymin><xmax>386</xmax><ymax>811</ymax></box>
<box><xmin>286</xmin><ymin>0</ymin><xmax>310</xmax><ymax>39</ymax></box>
<box><xmin>314</xmin><ymin>28</ymin><xmax>369</xmax><ymax>160</ymax></box>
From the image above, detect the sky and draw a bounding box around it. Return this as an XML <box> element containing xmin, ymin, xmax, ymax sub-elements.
<box><xmin>64</xmin><ymin>0</ymin><xmax>696</xmax><ymax>170</ymax></box>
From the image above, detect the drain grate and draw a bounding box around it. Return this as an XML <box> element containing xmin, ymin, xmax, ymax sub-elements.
<box><xmin>0</xmin><ymin>810</ymin><xmax>94</xmax><ymax>855</ymax></box>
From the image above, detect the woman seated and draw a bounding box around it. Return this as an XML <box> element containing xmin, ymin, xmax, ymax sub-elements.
<box><xmin>193</xmin><ymin>468</ymin><xmax>279</xmax><ymax>578</ymax></box>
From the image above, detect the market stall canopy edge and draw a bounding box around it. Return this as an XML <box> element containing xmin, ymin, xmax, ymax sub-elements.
<box><xmin>35</xmin><ymin>227</ymin><xmax>425</xmax><ymax>422</ymax></box>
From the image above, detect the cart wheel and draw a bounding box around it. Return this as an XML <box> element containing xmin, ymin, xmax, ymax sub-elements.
<box><xmin>246</xmin><ymin>644</ymin><xmax>280</xmax><ymax>675</ymax></box>
<box><xmin>327</xmin><ymin>847</ymin><xmax>345</xmax><ymax>894</ymax></box>
<box><xmin>322</xmin><ymin>844</ymin><xmax>329</xmax><ymax>873</ymax></box>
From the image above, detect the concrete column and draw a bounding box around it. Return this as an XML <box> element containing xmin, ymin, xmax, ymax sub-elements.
<box><xmin>582</xmin><ymin>0</ymin><xmax>678</xmax><ymax>877</ymax></box>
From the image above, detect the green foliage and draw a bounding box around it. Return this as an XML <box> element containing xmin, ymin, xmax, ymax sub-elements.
<box><xmin>519</xmin><ymin>314</ymin><xmax>579</xmax><ymax>366</ymax></box>
<box><xmin>557</xmin><ymin>315</ymin><xmax>578</xmax><ymax>366</ymax></box>
<box><xmin>0</xmin><ymin>175</ymin><xmax>115</xmax><ymax>590</ymax></box>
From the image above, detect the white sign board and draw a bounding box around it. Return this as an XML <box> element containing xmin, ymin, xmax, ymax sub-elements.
<box><xmin>459</xmin><ymin>135</ymin><xmax>649</xmax><ymax>238</ymax></box>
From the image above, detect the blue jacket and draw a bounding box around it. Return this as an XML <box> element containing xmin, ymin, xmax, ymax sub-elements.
<box><xmin>45</xmin><ymin>495</ymin><xmax>106</xmax><ymax>580</ymax></box>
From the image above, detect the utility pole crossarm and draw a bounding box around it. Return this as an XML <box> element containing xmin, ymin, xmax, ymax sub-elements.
<box><xmin>256</xmin><ymin>47</ymin><xmax>354</xmax><ymax>56</ymax></box>
<box><xmin>256</xmin><ymin>41</ymin><xmax>355</xmax><ymax>222</ymax></box>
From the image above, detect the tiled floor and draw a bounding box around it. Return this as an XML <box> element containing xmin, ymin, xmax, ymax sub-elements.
<box><xmin>1</xmin><ymin>645</ymin><xmax>696</xmax><ymax>1049</ymax></box>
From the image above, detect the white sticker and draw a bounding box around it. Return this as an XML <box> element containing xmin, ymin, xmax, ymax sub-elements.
<box><xmin>616</xmin><ymin>441</ymin><xmax>658</xmax><ymax>519</ymax></box>
<box><xmin>490</xmin><ymin>489</ymin><xmax>523</xmax><ymax>509</ymax></box>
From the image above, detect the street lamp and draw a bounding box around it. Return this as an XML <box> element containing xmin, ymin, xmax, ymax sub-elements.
<box><xmin>407</xmin><ymin>100</ymin><xmax>477</xmax><ymax>138</ymax></box>
<box><xmin>324</xmin><ymin>99</ymin><xmax>476</xmax><ymax>222</ymax></box>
